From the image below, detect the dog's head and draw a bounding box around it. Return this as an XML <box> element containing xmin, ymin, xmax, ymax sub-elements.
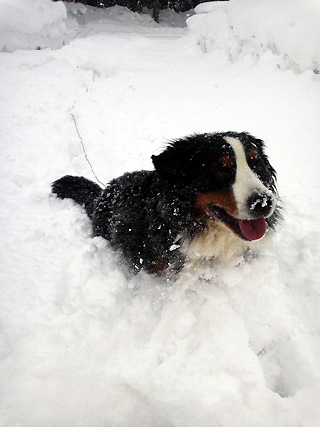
<box><xmin>152</xmin><ymin>132</ymin><xmax>280</xmax><ymax>242</ymax></box>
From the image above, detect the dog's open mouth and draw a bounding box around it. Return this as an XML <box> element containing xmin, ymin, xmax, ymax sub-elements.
<box><xmin>207</xmin><ymin>203</ymin><xmax>266</xmax><ymax>241</ymax></box>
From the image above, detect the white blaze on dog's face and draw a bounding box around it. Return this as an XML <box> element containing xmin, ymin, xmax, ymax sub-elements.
<box><xmin>225</xmin><ymin>136</ymin><xmax>276</xmax><ymax>220</ymax></box>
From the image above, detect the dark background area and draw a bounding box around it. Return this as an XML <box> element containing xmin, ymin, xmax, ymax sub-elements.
<box><xmin>57</xmin><ymin>0</ymin><xmax>228</xmax><ymax>22</ymax></box>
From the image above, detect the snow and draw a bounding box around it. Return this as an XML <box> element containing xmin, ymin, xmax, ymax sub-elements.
<box><xmin>0</xmin><ymin>1</ymin><xmax>187</xmax><ymax>52</ymax></box>
<box><xmin>1</xmin><ymin>1</ymin><xmax>320</xmax><ymax>426</ymax></box>
<box><xmin>0</xmin><ymin>0</ymin><xmax>67</xmax><ymax>32</ymax></box>
<box><xmin>187</xmin><ymin>0</ymin><xmax>320</xmax><ymax>74</ymax></box>
<box><xmin>0</xmin><ymin>0</ymin><xmax>79</xmax><ymax>52</ymax></box>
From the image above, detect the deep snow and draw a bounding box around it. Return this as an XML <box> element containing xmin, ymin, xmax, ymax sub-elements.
<box><xmin>0</xmin><ymin>1</ymin><xmax>320</xmax><ymax>426</ymax></box>
<box><xmin>187</xmin><ymin>0</ymin><xmax>320</xmax><ymax>74</ymax></box>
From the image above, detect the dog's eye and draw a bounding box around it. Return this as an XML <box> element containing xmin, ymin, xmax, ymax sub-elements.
<box><xmin>216</xmin><ymin>165</ymin><xmax>233</xmax><ymax>181</ymax></box>
<box><xmin>219</xmin><ymin>155</ymin><xmax>233</xmax><ymax>167</ymax></box>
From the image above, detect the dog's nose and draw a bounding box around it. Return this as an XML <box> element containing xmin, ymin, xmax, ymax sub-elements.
<box><xmin>247</xmin><ymin>191</ymin><xmax>274</xmax><ymax>217</ymax></box>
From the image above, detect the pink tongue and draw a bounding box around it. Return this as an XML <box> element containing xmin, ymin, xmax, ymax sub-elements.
<box><xmin>238</xmin><ymin>218</ymin><xmax>266</xmax><ymax>241</ymax></box>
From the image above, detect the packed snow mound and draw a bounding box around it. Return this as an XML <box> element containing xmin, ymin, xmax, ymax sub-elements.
<box><xmin>0</xmin><ymin>1</ymin><xmax>187</xmax><ymax>52</ymax></box>
<box><xmin>70</xmin><ymin>3</ymin><xmax>188</xmax><ymax>38</ymax></box>
<box><xmin>187</xmin><ymin>0</ymin><xmax>320</xmax><ymax>73</ymax></box>
<box><xmin>0</xmin><ymin>0</ymin><xmax>78</xmax><ymax>52</ymax></box>
<box><xmin>0</xmin><ymin>0</ymin><xmax>66</xmax><ymax>33</ymax></box>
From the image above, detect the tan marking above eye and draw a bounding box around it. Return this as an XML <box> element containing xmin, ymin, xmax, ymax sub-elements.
<box><xmin>195</xmin><ymin>192</ymin><xmax>238</xmax><ymax>217</ymax></box>
<box><xmin>249</xmin><ymin>149</ymin><xmax>258</xmax><ymax>160</ymax></box>
<box><xmin>219</xmin><ymin>155</ymin><xmax>234</xmax><ymax>167</ymax></box>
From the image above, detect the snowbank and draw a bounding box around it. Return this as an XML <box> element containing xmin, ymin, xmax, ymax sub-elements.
<box><xmin>0</xmin><ymin>0</ymin><xmax>78</xmax><ymax>51</ymax></box>
<box><xmin>68</xmin><ymin>3</ymin><xmax>188</xmax><ymax>38</ymax></box>
<box><xmin>0</xmin><ymin>1</ymin><xmax>187</xmax><ymax>52</ymax></box>
<box><xmin>187</xmin><ymin>0</ymin><xmax>320</xmax><ymax>73</ymax></box>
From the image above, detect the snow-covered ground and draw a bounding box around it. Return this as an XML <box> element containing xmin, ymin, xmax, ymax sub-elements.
<box><xmin>187</xmin><ymin>0</ymin><xmax>320</xmax><ymax>74</ymax></box>
<box><xmin>0</xmin><ymin>0</ymin><xmax>188</xmax><ymax>52</ymax></box>
<box><xmin>1</xmin><ymin>1</ymin><xmax>320</xmax><ymax>426</ymax></box>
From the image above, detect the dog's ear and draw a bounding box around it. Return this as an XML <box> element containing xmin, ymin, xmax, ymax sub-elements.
<box><xmin>152</xmin><ymin>138</ymin><xmax>196</xmax><ymax>180</ymax></box>
<box><xmin>152</xmin><ymin>148</ymin><xmax>181</xmax><ymax>180</ymax></box>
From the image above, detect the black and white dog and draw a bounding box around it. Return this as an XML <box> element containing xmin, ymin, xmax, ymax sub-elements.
<box><xmin>52</xmin><ymin>132</ymin><xmax>280</xmax><ymax>276</ymax></box>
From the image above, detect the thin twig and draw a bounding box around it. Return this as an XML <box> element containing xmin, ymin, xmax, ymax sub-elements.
<box><xmin>71</xmin><ymin>114</ymin><xmax>106</xmax><ymax>187</ymax></box>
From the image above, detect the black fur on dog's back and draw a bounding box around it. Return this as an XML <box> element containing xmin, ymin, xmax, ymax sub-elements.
<box><xmin>52</xmin><ymin>171</ymin><xmax>199</xmax><ymax>274</ymax></box>
<box><xmin>90</xmin><ymin>171</ymin><xmax>201</xmax><ymax>274</ymax></box>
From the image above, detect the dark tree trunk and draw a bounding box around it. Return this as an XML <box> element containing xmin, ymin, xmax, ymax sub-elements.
<box><xmin>153</xmin><ymin>0</ymin><xmax>159</xmax><ymax>23</ymax></box>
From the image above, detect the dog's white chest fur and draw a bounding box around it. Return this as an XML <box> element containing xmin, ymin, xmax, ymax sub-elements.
<box><xmin>181</xmin><ymin>220</ymin><xmax>248</xmax><ymax>262</ymax></box>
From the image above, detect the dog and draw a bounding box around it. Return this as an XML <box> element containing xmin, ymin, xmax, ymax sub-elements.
<box><xmin>52</xmin><ymin>132</ymin><xmax>280</xmax><ymax>276</ymax></box>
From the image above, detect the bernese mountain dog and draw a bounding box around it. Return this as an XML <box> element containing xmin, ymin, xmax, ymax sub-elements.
<box><xmin>52</xmin><ymin>132</ymin><xmax>280</xmax><ymax>276</ymax></box>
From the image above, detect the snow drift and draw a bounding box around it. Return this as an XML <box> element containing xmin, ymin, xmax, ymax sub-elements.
<box><xmin>0</xmin><ymin>1</ymin><xmax>187</xmax><ymax>52</ymax></box>
<box><xmin>187</xmin><ymin>0</ymin><xmax>320</xmax><ymax>73</ymax></box>
<box><xmin>0</xmin><ymin>0</ymin><xmax>78</xmax><ymax>52</ymax></box>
